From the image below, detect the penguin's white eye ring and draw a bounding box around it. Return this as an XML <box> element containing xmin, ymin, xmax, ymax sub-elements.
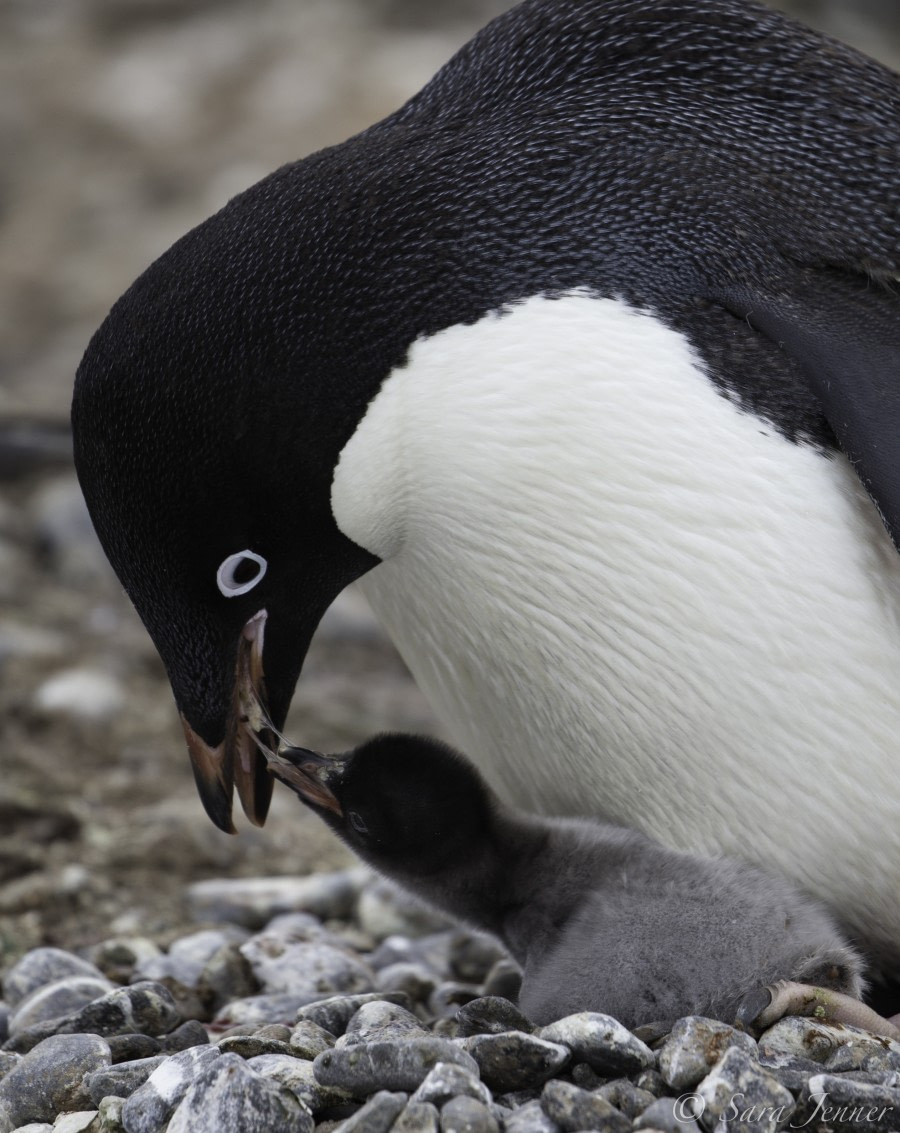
<box><xmin>216</xmin><ymin>550</ymin><xmax>267</xmax><ymax>597</ymax></box>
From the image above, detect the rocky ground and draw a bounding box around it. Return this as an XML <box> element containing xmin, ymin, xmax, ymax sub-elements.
<box><xmin>2</xmin><ymin>3</ymin><xmax>900</xmax><ymax>1129</ymax></box>
<box><xmin>1</xmin><ymin>869</ymin><xmax>899</xmax><ymax>1132</ymax></box>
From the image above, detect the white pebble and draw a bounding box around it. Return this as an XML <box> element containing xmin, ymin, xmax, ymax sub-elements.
<box><xmin>53</xmin><ymin>1112</ymin><xmax>99</xmax><ymax>1132</ymax></box>
<box><xmin>33</xmin><ymin>669</ymin><xmax>124</xmax><ymax>721</ymax></box>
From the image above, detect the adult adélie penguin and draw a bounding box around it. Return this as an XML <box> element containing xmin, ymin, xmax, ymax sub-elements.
<box><xmin>72</xmin><ymin>0</ymin><xmax>900</xmax><ymax>980</ymax></box>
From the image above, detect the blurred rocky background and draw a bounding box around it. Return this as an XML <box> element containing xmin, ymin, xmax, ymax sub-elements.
<box><xmin>1</xmin><ymin>0</ymin><xmax>899</xmax><ymax>971</ymax></box>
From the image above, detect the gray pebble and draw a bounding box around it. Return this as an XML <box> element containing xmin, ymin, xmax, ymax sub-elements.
<box><xmin>800</xmin><ymin>1073</ymin><xmax>900</xmax><ymax>1133</ymax></box>
<box><xmin>289</xmin><ymin>1020</ymin><xmax>335</xmax><ymax>1059</ymax></box>
<box><xmin>11</xmin><ymin>1124</ymin><xmax>55</xmax><ymax>1132</ymax></box>
<box><xmin>3</xmin><ymin>1020</ymin><xmax>61</xmax><ymax>1054</ymax></box>
<box><xmin>0</xmin><ymin>1033</ymin><xmax>110</xmax><ymax>1132</ymax></box>
<box><xmin>313</xmin><ymin>1039</ymin><xmax>479</xmax><ymax>1096</ymax></box>
<box><xmin>696</xmin><ymin>1045</ymin><xmax>795</xmax><ymax>1133</ymax></box>
<box><xmin>829</xmin><ymin>1070</ymin><xmax>900</xmax><ymax>1088</ymax></box>
<box><xmin>757</xmin><ymin>1017</ymin><xmax>854</xmax><ymax>1065</ymax></box>
<box><xmin>634</xmin><ymin>1068</ymin><xmax>668</xmax><ymax>1097</ymax></box>
<box><xmin>428</xmin><ymin>983</ymin><xmax>482</xmax><ymax>1019</ymax></box>
<box><xmin>373</xmin><ymin>964</ymin><xmax>438</xmax><ymax>1003</ymax></box>
<box><xmin>97</xmin><ymin>1095</ymin><xmax>125</xmax><ymax>1132</ymax></box>
<box><xmin>819</xmin><ymin>1029</ymin><xmax>900</xmax><ymax>1073</ymax></box>
<box><xmin>409</xmin><ymin>1061</ymin><xmax>492</xmax><ymax>1107</ymax></box>
<box><xmin>243</xmin><ymin>912</ymin><xmax>333</xmax><ymax>948</ymax></box>
<box><xmin>540</xmin><ymin>1079</ymin><xmax>630</xmax><ymax>1132</ymax></box>
<box><xmin>480</xmin><ymin>960</ymin><xmax>522</xmax><ymax>1003</ymax></box>
<box><xmin>135</xmin><ymin>930</ymin><xmax>253</xmax><ymax>1021</ymax></box>
<box><xmin>570</xmin><ymin>1062</ymin><xmax>605</xmax><ymax>1089</ymax></box>
<box><xmin>106</xmin><ymin>1034</ymin><xmax>162</xmax><ymax>1063</ymax></box>
<box><xmin>84</xmin><ymin>1054</ymin><xmax>169</xmax><ymax>1104</ymax></box>
<box><xmin>88</xmin><ymin>938</ymin><xmax>163</xmax><ymax>985</ymax></box>
<box><xmin>0</xmin><ymin>1053</ymin><xmax>20</xmax><ymax>1082</ymax></box>
<box><xmin>432</xmin><ymin>1018</ymin><xmax>460</xmax><ymax>1041</ymax></box>
<box><xmin>447</xmin><ymin>935</ymin><xmax>508</xmax><ymax>985</ymax></box>
<box><xmin>2</xmin><ymin>950</ymin><xmax>106</xmax><ymax>1009</ymax></box>
<box><xmin>459</xmin><ymin>1032</ymin><xmax>569</xmax><ymax>1093</ymax></box>
<box><xmin>493</xmin><ymin>1089</ymin><xmax>540</xmax><ymax>1109</ymax></box>
<box><xmin>186</xmin><ymin>871</ymin><xmax>365</xmax><ymax>929</ymax></box>
<box><xmin>356</xmin><ymin>879</ymin><xmax>452</xmax><ymax>941</ymax></box>
<box><xmin>165</xmin><ymin>1051</ymin><xmax>313</xmax><ymax>1132</ymax></box>
<box><xmin>248</xmin><ymin>1053</ymin><xmax>354</xmax><ymax>1114</ymax></box>
<box><xmin>455</xmin><ymin>998</ymin><xmax>535</xmax><ymax>1038</ymax></box>
<box><xmin>255</xmin><ymin>1024</ymin><xmax>293</xmax><ymax>1043</ymax></box>
<box><xmin>120</xmin><ymin>1043</ymin><xmax>220</xmax><ymax>1133</ymax></box>
<box><xmin>296</xmin><ymin>993</ymin><xmax>411</xmax><ymax>1037</ymax></box>
<box><xmin>158</xmin><ymin>1020</ymin><xmax>209</xmax><ymax>1053</ymax></box>
<box><xmin>216</xmin><ymin>1034</ymin><xmax>295</xmax><ymax>1058</ymax></box>
<box><xmin>367</xmin><ymin>933</ymin><xmax>455</xmax><ymax>977</ymax></box>
<box><xmin>597</xmin><ymin>1078</ymin><xmax>656</xmax><ymax>1118</ymax></box>
<box><xmin>632</xmin><ymin>1021</ymin><xmax>672</xmax><ymax>1048</ymax></box>
<box><xmin>0</xmin><ymin>1006</ymin><xmax>6</xmax><ymax>1046</ymax></box>
<box><xmin>658</xmin><ymin>1017</ymin><xmax>757</xmax><ymax>1091</ymax></box>
<box><xmin>863</xmin><ymin>1050</ymin><xmax>900</xmax><ymax>1074</ymax></box>
<box><xmin>392</xmin><ymin>1100</ymin><xmax>441</xmax><ymax>1132</ymax></box>
<box><xmin>135</xmin><ymin>929</ymin><xmax>246</xmax><ymax>987</ymax></box>
<box><xmin>755</xmin><ymin>1050</ymin><xmax>824</xmax><ymax>1095</ymax></box>
<box><xmin>196</xmin><ymin>941</ymin><xmax>257</xmax><ymax>1017</ymax></box>
<box><xmin>823</xmin><ymin>1043</ymin><xmax>871</xmax><ymax>1073</ymax></box>
<box><xmin>502</xmin><ymin>1098</ymin><xmax>560</xmax><ymax>1133</ymax></box>
<box><xmin>537</xmin><ymin>1013</ymin><xmax>654</xmax><ymax>1076</ymax></box>
<box><xmin>9</xmin><ymin>977</ymin><xmax>114</xmax><ymax>1037</ymax></box>
<box><xmin>332</xmin><ymin>1089</ymin><xmax>407</xmax><ymax>1132</ymax></box>
<box><xmin>633</xmin><ymin>1095</ymin><xmax>703</xmax><ymax>1132</ymax></box>
<box><xmin>240</xmin><ymin>938</ymin><xmax>374</xmax><ymax>1000</ymax></box>
<box><xmin>58</xmin><ymin>983</ymin><xmax>180</xmax><ymax>1041</ymax></box>
<box><xmin>439</xmin><ymin>1094</ymin><xmax>498</xmax><ymax>1133</ymax></box>
<box><xmin>211</xmin><ymin>993</ymin><xmax>321</xmax><ymax>1030</ymax></box>
<box><xmin>339</xmin><ymin>1001</ymin><xmax>428</xmax><ymax>1047</ymax></box>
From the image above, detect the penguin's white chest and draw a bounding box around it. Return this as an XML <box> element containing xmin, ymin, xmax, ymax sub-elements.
<box><xmin>331</xmin><ymin>292</ymin><xmax>900</xmax><ymax>964</ymax></box>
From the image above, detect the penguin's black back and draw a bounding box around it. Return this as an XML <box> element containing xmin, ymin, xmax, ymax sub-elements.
<box><xmin>76</xmin><ymin>0</ymin><xmax>900</xmax><ymax>480</ymax></box>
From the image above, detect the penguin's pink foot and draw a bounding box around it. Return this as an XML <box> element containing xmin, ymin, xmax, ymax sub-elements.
<box><xmin>735</xmin><ymin>979</ymin><xmax>900</xmax><ymax>1039</ymax></box>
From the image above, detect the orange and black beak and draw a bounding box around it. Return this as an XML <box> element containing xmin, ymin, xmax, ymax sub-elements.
<box><xmin>181</xmin><ymin>609</ymin><xmax>279</xmax><ymax>833</ymax></box>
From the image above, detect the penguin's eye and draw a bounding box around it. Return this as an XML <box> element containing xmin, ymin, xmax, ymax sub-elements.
<box><xmin>216</xmin><ymin>550</ymin><xmax>267</xmax><ymax>597</ymax></box>
<box><xmin>348</xmin><ymin>810</ymin><xmax>369</xmax><ymax>835</ymax></box>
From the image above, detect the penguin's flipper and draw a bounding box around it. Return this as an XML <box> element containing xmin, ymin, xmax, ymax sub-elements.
<box><xmin>717</xmin><ymin>272</ymin><xmax>900</xmax><ymax>548</ymax></box>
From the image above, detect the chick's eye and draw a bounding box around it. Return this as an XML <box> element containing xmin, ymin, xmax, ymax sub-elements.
<box><xmin>348</xmin><ymin>810</ymin><xmax>369</xmax><ymax>835</ymax></box>
<box><xmin>216</xmin><ymin>550</ymin><xmax>267</xmax><ymax>597</ymax></box>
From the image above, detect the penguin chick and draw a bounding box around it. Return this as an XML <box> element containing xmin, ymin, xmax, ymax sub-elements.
<box><xmin>268</xmin><ymin>733</ymin><xmax>867</xmax><ymax>1029</ymax></box>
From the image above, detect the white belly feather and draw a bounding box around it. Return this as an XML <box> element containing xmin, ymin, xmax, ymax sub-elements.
<box><xmin>331</xmin><ymin>291</ymin><xmax>900</xmax><ymax>965</ymax></box>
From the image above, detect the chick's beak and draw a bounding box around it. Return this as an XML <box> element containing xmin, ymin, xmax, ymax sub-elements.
<box><xmin>266</xmin><ymin>746</ymin><xmax>346</xmax><ymax>817</ymax></box>
<box><xmin>181</xmin><ymin>609</ymin><xmax>277</xmax><ymax>834</ymax></box>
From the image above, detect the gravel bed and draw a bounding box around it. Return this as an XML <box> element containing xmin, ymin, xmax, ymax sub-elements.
<box><xmin>1</xmin><ymin>869</ymin><xmax>899</xmax><ymax>1133</ymax></box>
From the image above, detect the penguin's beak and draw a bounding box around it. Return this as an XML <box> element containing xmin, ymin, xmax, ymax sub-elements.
<box><xmin>181</xmin><ymin>609</ymin><xmax>278</xmax><ymax>833</ymax></box>
<box><xmin>265</xmin><ymin>746</ymin><xmax>346</xmax><ymax>817</ymax></box>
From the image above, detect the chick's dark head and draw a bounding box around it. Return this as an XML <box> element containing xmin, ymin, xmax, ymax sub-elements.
<box><xmin>275</xmin><ymin>733</ymin><xmax>496</xmax><ymax>874</ymax></box>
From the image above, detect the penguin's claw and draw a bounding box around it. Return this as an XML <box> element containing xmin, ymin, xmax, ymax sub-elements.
<box><xmin>735</xmin><ymin>979</ymin><xmax>900</xmax><ymax>1039</ymax></box>
<box><xmin>733</xmin><ymin>984</ymin><xmax>776</xmax><ymax>1032</ymax></box>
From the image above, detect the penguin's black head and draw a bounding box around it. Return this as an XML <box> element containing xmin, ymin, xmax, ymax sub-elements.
<box><xmin>270</xmin><ymin>734</ymin><xmax>497</xmax><ymax>875</ymax></box>
<box><xmin>71</xmin><ymin>163</ymin><xmax>386</xmax><ymax>833</ymax></box>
